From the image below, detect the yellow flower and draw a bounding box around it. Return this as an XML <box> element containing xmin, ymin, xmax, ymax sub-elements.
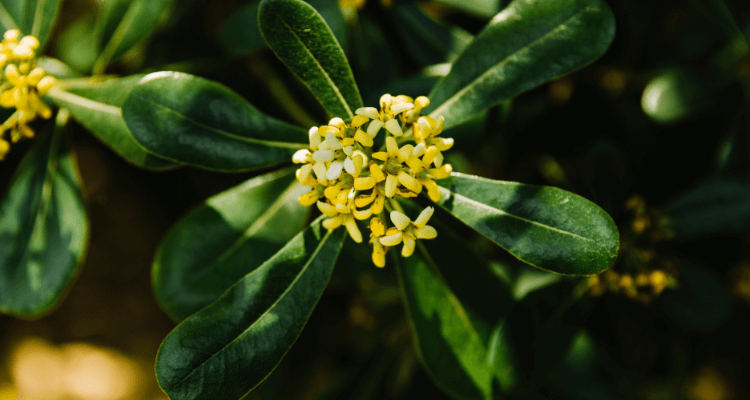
<box><xmin>293</xmin><ymin>94</ymin><xmax>451</xmax><ymax>266</ymax></box>
<box><xmin>0</xmin><ymin>30</ymin><xmax>56</xmax><ymax>160</ymax></box>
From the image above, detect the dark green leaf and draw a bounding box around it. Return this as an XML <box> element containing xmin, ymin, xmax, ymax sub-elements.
<box><xmin>659</xmin><ymin>257</ymin><xmax>731</xmax><ymax>332</ymax></box>
<box><xmin>153</xmin><ymin>167</ymin><xmax>310</xmax><ymax>321</ymax></box>
<box><xmin>156</xmin><ymin>218</ymin><xmax>346</xmax><ymax>400</ymax></box>
<box><xmin>220</xmin><ymin>0</ymin><xmax>346</xmax><ymax>56</ymax></box>
<box><xmin>488</xmin><ymin>279</ymin><xmax>593</xmax><ymax>394</ymax></box>
<box><xmin>397</xmin><ymin>244</ymin><xmax>494</xmax><ymax>400</ymax></box>
<box><xmin>92</xmin><ymin>0</ymin><xmax>174</xmax><ymax>73</ymax></box>
<box><xmin>665</xmin><ymin>178</ymin><xmax>750</xmax><ymax>240</ymax></box>
<box><xmin>393</xmin><ymin>3</ymin><xmax>471</xmax><ymax>65</ymax></box>
<box><xmin>47</xmin><ymin>75</ymin><xmax>178</xmax><ymax>170</ymax></box>
<box><xmin>0</xmin><ymin>0</ymin><xmax>63</xmax><ymax>49</ymax></box>
<box><xmin>259</xmin><ymin>0</ymin><xmax>362</xmax><ymax>120</ymax></box>
<box><xmin>0</xmin><ymin>110</ymin><xmax>89</xmax><ymax>318</ymax></box>
<box><xmin>435</xmin><ymin>173</ymin><xmax>619</xmax><ymax>275</ymax></box>
<box><xmin>430</xmin><ymin>0</ymin><xmax>501</xmax><ymax>18</ymax></box>
<box><xmin>426</xmin><ymin>0</ymin><xmax>616</xmax><ymax>128</ymax></box>
<box><xmin>352</xmin><ymin>16</ymin><xmax>398</xmax><ymax>102</ymax></box>
<box><xmin>123</xmin><ymin>71</ymin><xmax>307</xmax><ymax>172</ymax></box>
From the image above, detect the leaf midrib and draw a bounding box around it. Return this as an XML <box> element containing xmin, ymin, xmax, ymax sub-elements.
<box><xmin>438</xmin><ymin>186</ymin><xmax>607</xmax><ymax>249</ymax></box>
<box><xmin>277</xmin><ymin>12</ymin><xmax>353</xmax><ymax>119</ymax></box>
<box><xmin>166</xmin><ymin>227</ymin><xmax>334</xmax><ymax>392</ymax></box>
<box><xmin>133</xmin><ymin>96</ymin><xmax>307</xmax><ymax>150</ymax></box>
<box><xmin>430</xmin><ymin>7</ymin><xmax>593</xmax><ymax>119</ymax></box>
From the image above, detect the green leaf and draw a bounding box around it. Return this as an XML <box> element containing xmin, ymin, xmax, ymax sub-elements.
<box><xmin>153</xmin><ymin>167</ymin><xmax>310</xmax><ymax>321</ymax></box>
<box><xmin>0</xmin><ymin>0</ymin><xmax>63</xmax><ymax>49</ymax></box>
<box><xmin>665</xmin><ymin>178</ymin><xmax>750</xmax><ymax>240</ymax></box>
<box><xmin>435</xmin><ymin>173</ymin><xmax>619</xmax><ymax>275</ymax></box>
<box><xmin>259</xmin><ymin>0</ymin><xmax>362</xmax><ymax>120</ymax></box>
<box><xmin>220</xmin><ymin>0</ymin><xmax>346</xmax><ymax>56</ymax></box>
<box><xmin>659</xmin><ymin>256</ymin><xmax>731</xmax><ymax>332</ymax></box>
<box><xmin>0</xmin><ymin>110</ymin><xmax>89</xmax><ymax>318</ymax></box>
<box><xmin>123</xmin><ymin>71</ymin><xmax>308</xmax><ymax>172</ymax></box>
<box><xmin>156</xmin><ymin>218</ymin><xmax>346</xmax><ymax>400</ymax></box>
<box><xmin>392</xmin><ymin>3</ymin><xmax>472</xmax><ymax>65</ymax></box>
<box><xmin>488</xmin><ymin>279</ymin><xmax>593</xmax><ymax>394</ymax></box>
<box><xmin>53</xmin><ymin>11</ymin><xmax>98</xmax><ymax>74</ymax></box>
<box><xmin>426</xmin><ymin>0</ymin><xmax>616</xmax><ymax>129</ymax></box>
<box><xmin>92</xmin><ymin>0</ymin><xmax>174</xmax><ymax>73</ymax></box>
<box><xmin>430</xmin><ymin>0</ymin><xmax>502</xmax><ymax>18</ymax></box>
<box><xmin>397</xmin><ymin>244</ymin><xmax>494</xmax><ymax>400</ymax></box>
<box><xmin>47</xmin><ymin>75</ymin><xmax>178</xmax><ymax>170</ymax></box>
<box><xmin>37</xmin><ymin>57</ymin><xmax>83</xmax><ymax>79</ymax></box>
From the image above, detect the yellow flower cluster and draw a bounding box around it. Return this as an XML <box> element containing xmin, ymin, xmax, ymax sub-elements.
<box><xmin>293</xmin><ymin>94</ymin><xmax>453</xmax><ymax>267</ymax></box>
<box><xmin>0</xmin><ymin>29</ymin><xmax>56</xmax><ymax>160</ymax></box>
<box><xmin>588</xmin><ymin>268</ymin><xmax>675</xmax><ymax>304</ymax></box>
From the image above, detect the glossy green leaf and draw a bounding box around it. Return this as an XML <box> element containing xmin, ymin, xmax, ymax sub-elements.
<box><xmin>0</xmin><ymin>110</ymin><xmax>89</xmax><ymax>318</ymax></box>
<box><xmin>156</xmin><ymin>218</ymin><xmax>346</xmax><ymax>400</ymax></box>
<box><xmin>220</xmin><ymin>0</ymin><xmax>346</xmax><ymax>56</ymax></box>
<box><xmin>426</xmin><ymin>0</ymin><xmax>616</xmax><ymax>129</ymax></box>
<box><xmin>393</xmin><ymin>3</ymin><xmax>472</xmax><ymax>65</ymax></box>
<box><xmin>435</xmin><ymin>173</ymin><xmax>619</xmax><ymax>275</ymax></box>
<box><xmin>153</xmin><ymin>167</ymin><xmax>310</xmax><ymax>321</ymax></box>
<box><xmin>489</xmin><ymin>279</ymin><xmax>593</xmax><ymax>394</ymax></box>
<box><xmin>665</xmin><ymin>178</ymin><xmax>750</xmax><ymax>240</ymax></box>
<box><xmin>47</xmin><ymin>76</ymin><xmax>178</xmax><ymax>170</ymax></box>
<box><xmin>259</xmin><ymin>0</ymin><xmax>362</xmax><ymax>120</ymax></box>
<box><xmin>0</xmin><ymin>0</ymin><xmax>63</xmax><ymax>49</ymax></box>
<box><xmin>397</xmin><ymin>244</ymin><xmax>494</xmax><ymax>400</ymax></box>
<box><xmin>123</xmin><ymin>71</ymin><xmax>307</xmax><ymax>172</ymax></box>
<box><xmin>92</xmin><ymin>0</ymin><xmax>174</xmax><ymax>73</ymax></box>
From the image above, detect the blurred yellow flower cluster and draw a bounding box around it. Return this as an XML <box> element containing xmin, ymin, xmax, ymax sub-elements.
<box><xmin>0</xmin><ymin>29</ymin><xmax>56</xmax><ymax>160</ymax></box>
<box><xmin>293</xmin><ymin>94</ymin><xmax>452</xmax><ymax>267</ymax></box>
<box><xmin>588</xmin><ymin>267</ymin><xmax>677</xmax><ymax>304</ymax></box>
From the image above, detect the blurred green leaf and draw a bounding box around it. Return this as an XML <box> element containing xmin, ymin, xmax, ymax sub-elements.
<box><xmin>220</xmin><ymin>0</ymin><xmax>346</xmax><ymax>56</ymax></box>
<box><xmin>47</xmin><ymin>75</ymin><xmax>178</xmax><ymax>170</ymax></box>
<box><xmin>54</xmin><ymin>11</ymin><xmax>98</xmax><ymax>74</ymax></box>
<box><xmin>426</xmin><ymin>0</ymin><xmax>615</xmax><ymax>129</ymax></box>
<box><xmin>392</xmin><ymin>3</ymin><xmax>472</xmax><ymax>65</ymax></box>
<box><xmin>259</xmin><ymin>0</ymin><xmax>362</xmax><ymax>120</ymax></box>
<box><xmin>352</xmin><ymin>15</ymin><xmax>398</xmax><ymax>102</ymax></box>
<box><xmin>396</xmin><ymin>244</ymin><xmax>494</xmax><ymax>400</ymax></box>
<box><xmin>665</xmin><ymin>178</ymin><xmax>750</xmax><ymax>240</ymax></box>
<box><xmin>0</xmin><ymin>110</ymin><xmax>88</xmax><ymax>318</ymax></box>
<box><xmin>488</xmin><ymin>279</ymin><xmax>592</xmax><ymax>394</ymax></box>
<box><xmin>92</xmin><ymin>0</ymin><xmax>174</xmax><ymax>73</ymax></box>
<box><xmin>156</xmin><ymin>218</ymin><xmax>346</xmax><ymax>400</ymax></box>
<box><xmin>551</xmin><ymin>331</ymin><xmax>614</xmax><ymax>400</ymax></box>
<box><xmin>153</xmin><ymin>167</ymin><xmax>310</xmax><ymax>321</ymax></box>
<box><xmin>0</xmin><ymin>0</ymin><xmax>63</xmax><ymax>49</ymax></box>
<box><xmin>435</xmin><ymin>173</ymin><xmax>619</xmax><ymax>275</ymax></box>
<box><xmin>430</xmin><ymin>0</ymin><xmax>501</xmax><ymax>19</ymax></box>
<box><xmin>36</xmin><ymin>57</ymin><xmax>83</xmax><ymax>79</ymax></box>
<box><xmin>123</xmin><ymin>71</ymin><xmax>307</xmax><ymax>172</ymax></box>
<box><xmin>659</xmin><ymin>257</ymin><xmax>732</xmax><ymax>332</ymax></box>
<box><xmin>641</xmin><ymin>69</ymin><xmax>710</xmax><ymax>124</ymax></box>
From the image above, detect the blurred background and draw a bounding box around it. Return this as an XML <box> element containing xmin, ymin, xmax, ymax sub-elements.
<box><xmin>2</xmin><ymin>0</ymin><xmax>750</xmax><ymax>398</ymax></box>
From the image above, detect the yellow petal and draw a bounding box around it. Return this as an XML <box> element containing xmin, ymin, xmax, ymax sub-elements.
<box><xmin>413</xmin><ymin>207</ymin><xmax>434</xmax><ymax>228</ymax></box>
<box><xmin>415</xmin><ymin>96</ymin><xmax>430</xmax><ymax>109</ymax></box>
<box><xmin>415</xmin><ymin>225</ymin><xmax>438</xmax><ymax>239</ymax></box>
<box><xmin>401</xmin><ymin>235</ymin><xmax>416</xmax><ymax>257</ymax></box>
<box><xmin>298</xmin><ymin>191</ymin><xmax>320</xmax><ymax>206</ymax></box>
<box><xmin>385</xmin><ymin>119</ymin><xmax>403</xmax><ymax>136</ymax></box>
<box><xmin>372</xmin><ymin>250</ymin><xmax>386</xmax><ymax>268</ymax></box>
<box><xmin>356</xmin><ymin>107</ymin><xmax>379</xmax><ymax>120</ymax></box>
<box><xmin>293</xmin><ymin>149</ymin><xmax>312</xmax><ymax>164</ymax></box>
<box><xmin>344</xmin><ymin>215</ymin><xmax>363</xmax><ymax>243</ymax></box>
<box><xmin>372</xmin><ymin>195</ymin><xmax>385</xmax><ymax>214</ymax></box>
<box><xmin>372</xmin><ymin>152</ymin><xmax>388</xmax><ymax>161</ymax></box>
<box><xmin>386</xmin><ymin>136</ymin><xmax>399</xmax><ymax>156</ymax></box>
<box><xmin>397</xmin><ymin>171</ymin><xmax>422</xmax><ymax>194</ymax></box>
<box><xmin>354</xmin><ymin>176</ymin><xmax>376</xmax><ymax>190</ymax></box>
<box><xmin>353</xmin><ymin>207</ymin><xmax>373</xmax><ymax>220</ymax></box>
<box><xmin>385</xmin><ymin>174</ymin><xmax>398</xmax><ymax>198</ymax></box>
<box><xmin>369</xmin><ymin>162</ymin><xmax>386</xmax><ymax>182</ymax></box>
<box><xmin>390</xmin><ymin>211</ymin><xmax>410</xmax><ymax>231</ymax></box>
<box><xmin>397</xmin><ymin>144</ymin><xmax>413</xmax><ymax>163</ymax></box>
<box><xmin>354</xmin><ymin>129</ymin><xmax>373</xmax><ymax>147</ymax></box>
<box><xmin>367</xmin><ymin>119</ymin><xmax>384</xmax><ymax>138</ymax></box>
<box><xmin>370</xmin><ymin>218</ymin><xmax>385</xmax><ymax>237</ymax></box>
<box><xmin>317</xmin><ymin>200</ymin><xmax>339</xmax><ymax>217</ymax></box>
<box><xmin>380</xmin><ymin>232</ymin><xmax>403</xmax><ymax>246</ymax></box>
<box><xmin>323</xmin><ymin>216</ymin><xmax>343</xmax><ymax>230</ymax></box>
<box><xmin>422</xmin><ymin>146</ymin><xmax>438</xmax><ymax>167</ymax></box>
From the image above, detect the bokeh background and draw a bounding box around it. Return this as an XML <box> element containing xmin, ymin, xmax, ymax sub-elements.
<box><xmin>2</xmin><ymin>0</ymin><xmax>750</xmax><ymax>399</ymax></box>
